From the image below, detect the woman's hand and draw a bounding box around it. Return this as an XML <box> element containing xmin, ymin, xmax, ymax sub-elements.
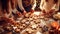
<box><xmin>22</xmin><ymin>10</ymin><xmax>27</xmax><ymax>16</ymax></box>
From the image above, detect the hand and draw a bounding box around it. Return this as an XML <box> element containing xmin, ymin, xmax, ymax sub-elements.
<box><xmin>30</xmin><ymin>9</ymin><xmax>34</xmax><ymax>13</ymax></box>
<box><xmin>16</xmin><ymin>11</ymin><xmax>22</xmax><ymax>17</ymax></box>
<box><xmin>22</xmin><ymin>10</ymin><xmax>27</xmax><ymax>15</ymax></box>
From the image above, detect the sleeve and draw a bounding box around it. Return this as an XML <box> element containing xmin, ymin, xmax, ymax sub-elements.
<box><xmin>40</xmin><ymin>0</ymin><xmax>45</xmax><ymax>10</ymax></box>
<box><xmin>52</xmin><ymin>2</ymin><xmax>59</xmax><ymax>11</ymax></box>
<box><xmin>17</xmin><ymin>0</ymin><xmax>25</xmax><ymax>11</ymax></box>
<box><xmin>32</xmin><ymin>0</ymin><xmax>36</xmax><ymax>10</ymax></box>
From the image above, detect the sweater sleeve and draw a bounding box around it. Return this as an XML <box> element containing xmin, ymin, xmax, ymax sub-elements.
<box><xmin>52</xmin><ymin>2</ymin><xmax>59</xmax><ymax>11</ymax></box>
<box><xmin>17</xmin><ymin>0</ymin><xmax>25</xmax><ymax>11</ymax></box>
<box><xmin>32</xmin><ymin>0</ymin><xmax>36</xmax><ymax>10</ymax></box>
<box><xmin>40</xmin><ymin>0</ymin><xmax>45</xmax><ymax>10</ymax></box>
